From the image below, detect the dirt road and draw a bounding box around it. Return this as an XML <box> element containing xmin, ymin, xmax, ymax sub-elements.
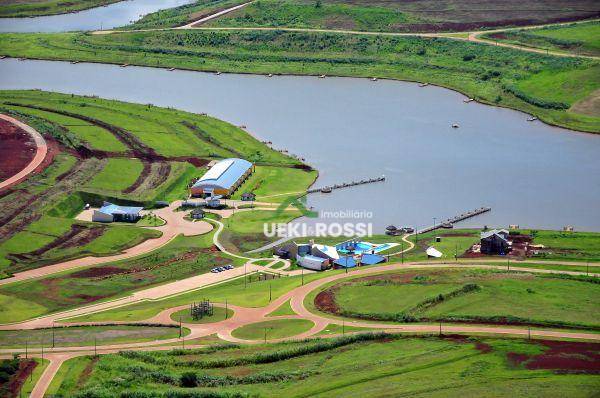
<box><xmin>0</xmin><ymin>114</ymin><xmax>47</xmax><ymax>191</ymax></box>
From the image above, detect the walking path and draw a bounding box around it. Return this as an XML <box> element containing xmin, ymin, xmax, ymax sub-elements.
<box><xmin>0</xmin><ymin>200</ymin><xmax>213</xmax><ymax>286</ymax></box>
<box><xmin>0</xmin><ymin>114</ymin><xmax>48</xmax><ymax>191</ymax></box>
<box><xmin>176</xmin><ymin>1</ymin><xmax>255</xmax><ymax>29</ymax></box>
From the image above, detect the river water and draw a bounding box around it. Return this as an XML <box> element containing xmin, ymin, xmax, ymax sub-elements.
<box><xmin>0</xmin><ymin>0</ymin><xmax>194</xmax><ymax>33</ymax></box>
<box><xmin>1</xmin><ymin>59</ymin><xmax>599</xmax><ymax>232</ymax></box>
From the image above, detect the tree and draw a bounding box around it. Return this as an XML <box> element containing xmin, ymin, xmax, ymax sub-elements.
<box><xmin>315</xmin><ymin>0</ymin><xmax>322</xmax><ymax>8</ymax></box>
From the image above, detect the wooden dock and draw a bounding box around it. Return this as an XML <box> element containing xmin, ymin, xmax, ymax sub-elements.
<box><xmin>418</xmin><ymin>207</ymin><xmax>491</xmax><ymax>234</ymax></box>
<box><xmin>307</xmin><ymin>176</ymin><xmax>385</xmax><ymax>194</ymax></box>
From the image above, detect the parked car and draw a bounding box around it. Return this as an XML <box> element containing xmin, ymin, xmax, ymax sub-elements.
<box><xmin>216</xmin><ymin>267</ymin><xmax>226</xmax><ymax>272</ymax></box>
<box><xmin>224</xmin><ymin>265</ymin><xmax>234</xmax><ymax>270</ymax></box>
<box><xmin>211</xmin><ymin>268</ymin><xmax>219</xmax><ymax>273</ymax></box>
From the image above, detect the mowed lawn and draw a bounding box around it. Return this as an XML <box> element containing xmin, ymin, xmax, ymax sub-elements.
<box><xmin>324</xmin><ymin>269</ymin><xmax>600</xmax><ymax>328</ymax></box>
<box><xmin>231</xmin><ymin>165</ymin><xmax>317</xmax><ymax>202</ymax></box>
<box><xmin>488</xmin><ymin>21</ymin><xmax>600</xmax><ymax>57</ymax></box>
<box><xmin>0</xmin><ymin>325</ymin><xmax>186</xmax><ymax>348</ymax></box>
<box><xmin>86</xmin><ymin>158</ymin><xmax>144</xmax><ymax>191</ymax></box>
<box><xmin>231</xmin><ymin>318</ymin><xmax>315</xmax><ymax>340</ymax></box>
<box><xmin>48</xmin><ymin>334</ymin><xmax>600</xmax><ymax>397</ymax></box>
<box><xmin>0</xmin><ymin>233</ymin><xmax>237</xmax><ymax>324</ymax></box>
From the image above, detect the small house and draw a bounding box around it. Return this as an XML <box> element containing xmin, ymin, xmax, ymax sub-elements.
<box><xmin>206</xmin><ymin>195</ymin><xmax>223</xmax><ymax>208</ymax></box>
<box><xmin>480</xmin><ymin>229</ymin><xmax>510</xmax><ymax>255</ymax></box>
<box><xmin>297</xmin><ymin>254</ymin><xmax>329</xmax><ymax>271</ymax></box>
<box><xmin>190</xmin><ymin>208</ymin><xmax>205</xmax><ymax>220</ymax></box>
<box><xmin>92</xmin><ymin>201</ymin><xmax>143</xmax><ymax>223</ymax></box>
<box><xmin>241</xmin><ymin>192</ymin><xmax>256</xmax><ymax>202</ymax></box>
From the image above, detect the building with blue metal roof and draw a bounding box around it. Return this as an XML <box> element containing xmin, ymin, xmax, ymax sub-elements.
<box><xmin>190</xmin><ymin>158</ymin><xmax>253</xmax><ymax>197</ymax></box>
<box><xmin>92</xmin><ymin>201</ymin><xmax>143</xmax><ymax>223</ymax></box>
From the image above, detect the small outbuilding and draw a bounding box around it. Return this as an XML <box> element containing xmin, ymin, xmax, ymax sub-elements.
<box><xmin>297</xmin><ymin>254</ymin><xmax>329</xmax><ymax>271</ymax></box>
<box><xmin>480</xmin><ymin>229</ymin><xmax>510</xmax><ymax>255</ymax></box>
<box><xmin>190</xmin><ymin>208</ymin><xmax>205</xmax><ymax>220</ymax></box>
<box><xmin>241</xmin><ymin>192</ymin><xmax>256</xmax><ymax>202</ymax></box>
<box><xmin>92</xmin><ymin>201</ymin><xmax>143</xmax><ymax>223</ymax></box>
<box><xmin>426</xmin><ymin>246</ymin><xmax>443</xmax><ymax>258</ymax></box>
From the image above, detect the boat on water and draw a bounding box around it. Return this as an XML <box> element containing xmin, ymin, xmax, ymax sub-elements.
<box><xmin>321</xmin><ymin>187</ymin><xmax>333</xmax><ymax>193</ymax></box>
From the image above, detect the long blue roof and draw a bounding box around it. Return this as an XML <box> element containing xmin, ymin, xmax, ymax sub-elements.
<box><xmin>99</xmin><ymin>202</ymin><xmax>143</xmax><ymax>215</ymax></box>
<box><xmin>334</xmin><ymin>257</ymin><xmax>356</xmax><ymax>268</ymax></box>
<box><xmin>192</xmin><ymin>158</ymin><xmax>252</xmax><ymax>190</ymax></box>
<box><xmin>360</xmin><ymin>254</ymin><xmax>385</xmax><ymax>265</ymax></box>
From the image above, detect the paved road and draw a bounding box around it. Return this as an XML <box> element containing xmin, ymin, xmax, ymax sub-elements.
<box><xmin>0</xmin><ymin>200</ymin><xmax>213</xmax><ymax>286</ymax></box>
<box><xmin>0</xmin><ymin>114</ymin><xmax>48</xmax><ymax>191</ymax></box>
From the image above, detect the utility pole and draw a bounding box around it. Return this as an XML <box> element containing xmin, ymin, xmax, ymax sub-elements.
<box><xmin>264</xmin><ymin>328</ymin><xmax>267</xmax><ymax>343</ymax></box>
<box><xmin>433</xmin><ymin>217</ymin><xmax>437</xmax><ymax>229</ymax></box>
<box><xmin>225</xmin><ymin>299</ymin><xmax>228</xmax><ymax>320</ymax></box>
<box><xmin>94</xmin><ymin>336</ymin><xmax>97</xmax><ymax>356</ymax></box>
<box><xmin>455</xmin><ymin>243</ymin><xmax>458</xmax><ymax>262</ymax></box>
<box><xmin>269</xmin><ymin>283</ymin><xmax>272</xmax><ymax>302</ymax></box>
<box><xmin>507</xmin><ymin>258</ymin><xmax>510</xmax><ymax>271</ymax></box>
<box><xmin>52</xmin><ymin>322</ymin><xmax>55</xmax><ymax>348</ymax></box>
<box><xmin>401</xmin><ymin>241</ymin><xmax>404</xmax><ymax>264</ymax></box>
<box><xmin>244</xmin><ymin>262</ymin><xmax>247</xmax><ymax>288</ymax></box>
<box><xmin>179</xmin><ymin>315</ymin><xmax>182</xmax><ymax>338</ymax></box>
<box><xmin>25</xmin><ymin>340</ymin><xmax>28</xmax><ymax>359</ymax></box>
<box><xmin>342</xmin><ymin>320</ymin><xmax>345</xmax><ymax>335</ymax></box>
<box><xmin>301</xmin><ymin>268</ymin><xmax>304</xmax><ymax>285</ymax></box>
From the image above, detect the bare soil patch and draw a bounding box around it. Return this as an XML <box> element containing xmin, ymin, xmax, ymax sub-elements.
<box><xmin>0</xmin><ymin>118</ymin><xmax>35</xmax><ymax>181</ymax></box>
<box><xmin>508</xmin><ymin>340</ymin><xmax>600</xmax><ymax>374</ymax></box>
<box><xmin>570</xmin><ymin>88</ymin><xmax>600</xmax><ymax>117</ymax></box>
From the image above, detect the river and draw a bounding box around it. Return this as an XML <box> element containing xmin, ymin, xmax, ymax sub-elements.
<box><xmin>0</xmin><ymin>0</ymin><xmax>194</xmax><ymax>33</ymax></box>
<box><xmin>1</xmin><ymin>58</ymin><xmax>599</xmax><ymax>232</ymax></box>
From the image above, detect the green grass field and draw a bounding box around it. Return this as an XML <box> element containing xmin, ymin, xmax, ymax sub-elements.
<box><xmin>131</xmin><ymin>0</ymin><xmax>600</xmax><ymax>32</ymax></box>
<box><xmin>0</xmin><ymin>0</ymin><xmax>121</xmax><ymax>17</ymax></box>
<box><xmin>315</xmin><ymin>268</ymin><xmax>600</xmax><ymax>329</ymax></box>
<box><xmin>231</xmin><ymin>318</ymin><xmax>314</xmax><ymax>340</ymax></box>
<box><xmin>0</xmin><ymin>232</ymin><xmax>243</xmax><ymax>324</ymax></box>
<box><xmin>47</xmin><ymin>334</ymin><xmax>600</xmax><ymax>397</ymax></box>
<box><xmin>86</xmin><ymin>158</ymin><xmax>144</xmax><ymax>191</ymax></box>
<box><xmin>0</xmin><ymin>215</ymin><xmax>161</xmax><ymax>274</ymax></box>
<box><xmin>231</xmin><ymin>165</ymin><xmax>317</xmax><ymax>203</ymax></box>
<box><xmin>486</xmin><ymin>21</ymin><xmax>600</xmax><ymax>57</ymax></box>
<box><xmin>206</xmin><ymin>0</ymin><xmax>425</xmax><ymax>32</ymax></box>
<box><xmin>0</xmin><ymin>325</ymin><xmax>187</xmax><ymax>349</ymax></box>
<box><xmin>0</xmin><ymin>31</ymin><xmax>598</xmax><ymax>132</ymax></box>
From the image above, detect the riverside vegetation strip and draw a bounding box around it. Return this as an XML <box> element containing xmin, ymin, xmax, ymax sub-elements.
<box><xmin>1</xmin><ymin>29</ymin><xmax>598</xmax><ymax>132</ymax></box>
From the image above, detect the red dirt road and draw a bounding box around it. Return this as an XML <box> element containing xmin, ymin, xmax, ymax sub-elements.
<box><xmin>0</xmin><ymin>114</ymin><xmax>48</xmax><ymax>191</ymax></box>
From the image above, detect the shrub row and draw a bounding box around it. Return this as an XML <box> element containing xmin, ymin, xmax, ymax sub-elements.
<box><xmin>504</xmin><ymin>85</ymin><xmax>570</xmax><ymax>109</ymax></box>
<box><xmin>180</xmin><ymin>332</ymin><xmax>389</xmax><ymax>368</ymax></box>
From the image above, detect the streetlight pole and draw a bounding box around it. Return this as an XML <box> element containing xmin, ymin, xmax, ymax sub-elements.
<box><xmin>433</xmin><ymin>217</ymin><xmax>437</xmax><ymax>229</ymax></box>
<box><xmin>244</xmin><ymin>262</ymin><xmax>247</xmax><ymax>288</ymax></box>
